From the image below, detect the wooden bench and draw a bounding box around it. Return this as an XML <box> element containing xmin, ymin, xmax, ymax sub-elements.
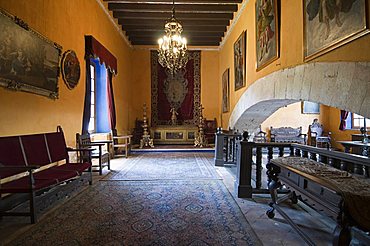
<box><xmin>0</xmin><ymin>126</ymin><xmax>92</xmax><ymax>223</ymax></box>
<box><xmin>270</xmin><ymin>126</ymin><xmax>306</xmax><ymax>144</ymax></box>
<box><xmin>267</xmin><ymin>156</ymin><xmax>370</xmax><ymax>245</ymax></box>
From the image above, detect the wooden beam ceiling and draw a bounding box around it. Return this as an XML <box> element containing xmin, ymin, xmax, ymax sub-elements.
<box><xmin>104</xmin><ymin>0</ymin><xmax>242</xmax><ymax>46</ymax></box>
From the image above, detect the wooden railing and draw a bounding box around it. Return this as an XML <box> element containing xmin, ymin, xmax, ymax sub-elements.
<box><xmin>235</xmin><ymin>132</ymin><xmax>370</xmax><ymax>198</ymax></box>
<box><xmin>214</xmin><ymin>128</ymin><xmax>242</xmax><ymax>166</ymax></box>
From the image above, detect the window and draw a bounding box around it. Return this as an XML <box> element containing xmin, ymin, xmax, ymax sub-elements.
<box><xmin>352</xmin><ymin>113</ymin><xmax>370</xmax><ymax>129</ymax></box>
<box><xmin>87</xmin><ymin>58</ymin><xmax>110</xmax><ymax>134</ymax></box>
<box><xmin>88</xmin><ymin>64</ymin><xmax>96</xmax><ymax>133</ymax></box>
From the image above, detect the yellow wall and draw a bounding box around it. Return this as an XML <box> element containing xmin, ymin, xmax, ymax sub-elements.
<box><xmin>0</xmin><ymin>0</ymin><xmax>132</xmax><ymax>146</ymax></box>
<box><xmin>324</xmin><ymin>106</ymin><xmax>362</xmax><ymax>150</ymax></box>
<box><xmin>219</xmin><ymin>0</ymin><xmax>370</xmax><ymax>129</ymax></box>
<box><xmin>261</xmin><ymin>102</ymin><xmax>319</xmax><ymax>137</ymax></box>
<box><xmin>1</xmin><ymin>0</ymin><xmax>369</xmax><ymax>146</ymax></box>
<box><xmin>129</xmin><ymin>49</ymin><xmax>220</xmax><ymax>131</ymax></box>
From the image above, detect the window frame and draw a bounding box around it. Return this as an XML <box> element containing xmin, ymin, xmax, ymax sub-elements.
<box><xmin>352</xmin><ymin>113</ymin><xmax>370</xmax><ymax>130</ymax></box>
<box><xmin>88</xmin><ymin>62</ymin><xmax>96</xmax><ymax>133</ymax></box>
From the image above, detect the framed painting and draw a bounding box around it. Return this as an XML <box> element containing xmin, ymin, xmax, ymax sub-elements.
<box><xmin>255</xmin><ymin>0</ymin><xmax>279</xmax><ymax>71</ymax></box>
<box><xmin>302</xmin><ymin>101</ymin><xmax>320</xmax><ymax>114</ymax></box>
<box><xmin>61</xmin><ymin>50</ymin><xmax>80</xmax><ymax>90</ymax></box>
<box><xmin>304</xmin><ymin>0</ymin><xmax>369</xmax><ymax>61</ymax></box>
<box><xmin>234</xmin><ymin>31</ymin><xmax>246</xmax><ymax>91</ymax></box>
<box><xmin>0</xmin><ymin>9</ymin><xmax>62</xmax><ymax>99</ymax></box>
<box><xmin>222</xmin><ymin>68</ymin><xmax>230</xmax><ymax>113</ymax></box>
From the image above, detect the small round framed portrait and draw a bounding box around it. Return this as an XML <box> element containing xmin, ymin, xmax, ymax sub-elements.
<box><xmin>61</xmin><ymin>50</ymin><xmax>80</xmax><ymax>89</ymax></box>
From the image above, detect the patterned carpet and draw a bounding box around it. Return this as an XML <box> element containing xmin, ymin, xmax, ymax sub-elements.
<box><xmin>107</xmin><ymin>152</ymin><xmax>220</xmax><ymax>180</ymax></box>
<box><xmin>5</xmin><ymin>152</ymin><xmax>261</xmax><ymax>246</ymax></box>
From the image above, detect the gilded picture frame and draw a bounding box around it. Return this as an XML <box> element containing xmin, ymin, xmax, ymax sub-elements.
<box><xmin>255</xmin><ymin>0</ymin><xmax>279</xmax><ymax>71</ymax></box>
<box><xmin>0</xmin><ymin>9</ymin><xmax>62</xmax><ymax>99</ymax></box>
<box><xmin>234</xmin><ymin>31</ymin><xmax>246</xmax><ymax>91</ymax></box>
<box><xmin>61</xmin><ymin>50</ymin><xmax>80</xmax><ymax>90</ymax></box>
<box><xmin>304</xmin><ymin>0</ymin><xmax>369</xmax><ymax>61</ymax></box>
<box><xmin>222</xmin><ymin>68</ymin><xmax>230</xmax><ymax>113</ymax></box>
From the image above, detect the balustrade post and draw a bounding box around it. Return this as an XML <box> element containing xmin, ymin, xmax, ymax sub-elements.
<box><xmin>256</xmin><ymin>147</ymin><xmax>262</xmax><ymax>189</ymax></box>
<box><xmin>235</xmin><ymin>131</ymin><xmax>253</xmax><ymax>198</ymax></box>
<box><xmin>319</xmin><ymin>155</ymin><xmax>328</xmax><ymax>164</ymax></box>
<box><xmin>278</xmin><ymin>147</ymin><xmax>284</xmax><ymax>157</ymax></box>
<box><xmin>310</xmin><ymin>152</ymin><xmax>317</xmax><ymax>161</ymax></box>
<box><xmin>353</xmin><ymin>164</ymin><xmax>364</xmax><ymax>176</ymax></box>
<box><xmin>295</xmin><ymin>148</ymin><xmax>301</xmax><ymax>157</ymax></box>
<box><xmin>214</xmin><ymin>128</ymin><xmax>225</xmax><ymax>166</ymax></box>
<box><xmin>340</xmin><ymin>160</ymin><xmax>348</xmax><ymax>172</ymax></box>
<box><xmin>289</xmin><ymin>146</ymin><xmax>294</xmax><ymax>156</ymax></box>
<box><xmin>267</xmin><ymin>147</ymin><xmax>273</xmax><ymax>163</ymax></box>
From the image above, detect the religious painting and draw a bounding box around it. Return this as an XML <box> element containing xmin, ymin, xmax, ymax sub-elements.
<box><xmin>0</xmin><ymin>9</ymin><xmax>62</xmax><ymax>99</ymax></box>
<box><xmin>234</xmin><ymin>31</ymin><xmax>246</xmax><ymax>91</ymax></box>
<box><xmin>222</xmin><ymin>68</ymin><xmax>230</xmax><ymax>113</ymax></box>
<box><xmin>151</xmin><ymin>51</ymin><xmax>201</xmax><ymax>126</ymax></box>
<box><xmin>304</xmin><ymin>0</ymin><xmax>369</xmax><ymax>61</ymax></box>
<box><xmin>255</xmin><ymin>0</ymin><xmax>279</xmax><ymax>71</ymax></box>
<box><xmin>61</xmin><ymin>50</ymin><xmax>80</xmax><ymax>90</ymax></box>
<box><xmin>302</xmin><ymin>101</ymin><xmax>320</xmax><ymax>114</ymax></box>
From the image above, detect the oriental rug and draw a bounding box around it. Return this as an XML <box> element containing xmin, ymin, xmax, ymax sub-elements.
<box><xmin>7</xmin><ymin>180</ymin><xmax>261</xmax><ymax>246</ymax></box>
<box><xmin>4</xmin><ymin>152</ymin><xmax>261</xmax><ymax>246</ymax></box>
<box><xmin>107</xmin><ymin>152</ymin><xmax>220</xmax><ymax>181</ymax></box>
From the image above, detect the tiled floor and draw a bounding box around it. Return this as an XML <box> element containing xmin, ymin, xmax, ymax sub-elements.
<box><xmin>216</xmin><ymin>164</ymin><xmax>335</xmax><ymax>246</ymax></box>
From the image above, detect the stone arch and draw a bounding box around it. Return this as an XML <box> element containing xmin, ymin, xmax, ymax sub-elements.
<box><xmin>229</xmin><ymin>62</ymin><xmax>370</xmax><ymax>132</ymax></box>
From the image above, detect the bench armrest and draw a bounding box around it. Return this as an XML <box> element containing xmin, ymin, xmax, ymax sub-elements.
<box><xmin>113</xmin><ymin>135</ymin><xmax>132</xmax><ymax>140</ymax></box>
<box><xmin>92</xmin><ymin>140</ymin><xmax>112</xmax><ymax>144</ymax></box>
<box><xmin>67</xmin><ymin>147</ymin><xmax>93</xmax><ymax>152</ymax></box>
<box><xmin>79</xmin><ymin>142</ymin><xmax>105</xmax><ymax>147</ymax></box>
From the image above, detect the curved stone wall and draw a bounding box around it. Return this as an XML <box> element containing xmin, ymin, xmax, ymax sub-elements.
<box><xmin>229</xmin><ymin>62</ymin><xmax>370</xmax><ymax>132</ymax></box>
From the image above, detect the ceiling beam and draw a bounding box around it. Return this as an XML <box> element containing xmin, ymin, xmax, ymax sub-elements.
<box><xmin>130</xmin><ymin>36</ymin><xmax>221</xmax><ymax>44</ymax></box>
<box><xmin>118</xmin><ymin>19</ymin><xmax>230</xmax><ymax>26</ymax></box>
<box><xmin>108</xmin><ymin>3</ymin><xmax>238</xmax><ymax>12</ymax></box>
<box><xmin>126</xmin><ymin>30</ymin><xmax>225</xmax><ymax>37</ymax></box>
<box><xmin>104</xmin><ymin>0</ymin><xmax>242</xmax><ymax>4</ymax></box>
<box><xmin>113</xmin><ymin>12</ymin><xmax>233</xmax><ymax>20</ymax></box>
<box><xmin>122</xmin><ymin>25</ymin><xmax>226</xmax><ymax>32</ymax></box>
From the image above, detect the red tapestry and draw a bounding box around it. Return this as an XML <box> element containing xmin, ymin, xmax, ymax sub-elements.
<box><xmin>151</xmin><ymin>51</ymin><xmax>201</xmax><ymax>126</ymax></box>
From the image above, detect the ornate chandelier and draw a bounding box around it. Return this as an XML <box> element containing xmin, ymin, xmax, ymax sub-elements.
<box><xmin>158</xmin><ymin>0</ymin><xmax>188</xmax><ymax>73</ymax></box>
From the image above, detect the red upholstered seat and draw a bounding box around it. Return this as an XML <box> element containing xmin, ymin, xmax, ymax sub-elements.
<box><xmin>33</xmin><ymin>168</ymin><xmax>79</xmax><ymax>182</ymax></box>
<box><xmin>52</xmin><ymin>162</ymin><xmax>91</xmax><ymax>175</ymax></box>
<box><xmin>0</xmin><ymin>177</ymin><xmax>58</xmax><ymax>194</ymax></box>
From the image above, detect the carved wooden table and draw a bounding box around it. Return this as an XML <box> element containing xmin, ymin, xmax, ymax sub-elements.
<box><xmin>266</xmin><ymin>157</ymin><xmax>370</xmax><ymax>246</ymax></box>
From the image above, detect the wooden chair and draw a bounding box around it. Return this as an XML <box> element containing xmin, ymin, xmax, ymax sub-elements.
<box><xmin>111</xmin><ymin>131</ymin><xmax>132</xmax><ymax>158</ymax></box>
<box><xmin>76</xmin><ymin>133</ymin><xmax>111</xmax><ymax>175</ymax></box>
<box><xmin>309</xmin><ymin>124</ymin><xmax>331</xmax><ymax>149</ymax></box>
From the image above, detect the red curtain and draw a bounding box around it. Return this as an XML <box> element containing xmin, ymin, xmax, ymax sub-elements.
<box><xmin>339</xmin><ymin>110</ymin><xmax>349</xmax><ymax>130</ymax></box>
<box><xmin>85</xmin><ymin>35</ymin><xmax>117</xmax><ymax>74</ymax></box>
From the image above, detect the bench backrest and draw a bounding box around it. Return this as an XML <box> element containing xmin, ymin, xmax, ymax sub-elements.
<box><xmin>0</xmin><ymin>127</ymin><xmax>68</xmax><ymax>179</ymax></box>
<box><xmin>270</xmin><ymin>127</ymin><xmax>302</xmax><ymax>137</ymax></box>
